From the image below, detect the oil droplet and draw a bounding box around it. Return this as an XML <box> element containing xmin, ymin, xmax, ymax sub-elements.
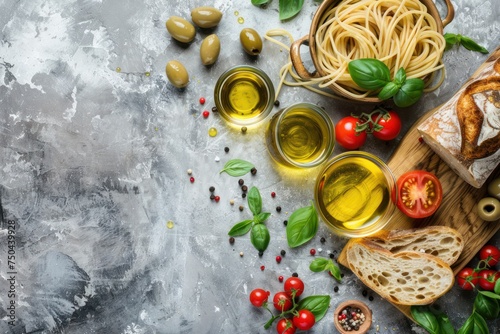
<box><xmin>238</xmin><ymin>17</ymin><xmax>244</xmax><ymax>24</ymax></box>
<box><xmin>167</xmin><ymin>220</ymin><xmax>174</xmax><ymax>229</ymax></box>
<box><xmin>234</xmin><ymin>11</ymin><xmax>239</xmax><ymax>16</ymax></box>
<box><xmin>208</xmin><ymin>127</ymin><xmax>218</xmax><ymax>137</ymax></box>
<box><xmin>116</xmin><ymin>67</ymin><xmax>122</xmax><ymax>73</ymax></box>
<box><xmin>145</xmin><ymin>72</ymin><xmax>150</xmax><ymax>77</ymax></box>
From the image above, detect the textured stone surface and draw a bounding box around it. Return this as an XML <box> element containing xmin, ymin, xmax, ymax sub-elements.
<box><xmin>0</xmin><ymin>0</ymin><xmax>498</xmax><ymax>333</ymax></box>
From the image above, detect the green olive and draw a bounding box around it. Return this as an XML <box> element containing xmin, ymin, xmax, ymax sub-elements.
<box><xmin>487</xmin><ymin>177</ymin><xmax>500</xmax><ymax>200</ymax></box>
<box><xmin>166</xmin><ymin>60</ymin><xmax>189</xmax><ymax>88</ymax></box>
<box><xmin>477</xmin><ymin>197</ymin><xmax>500</xmax><ymax>222</ymax></box>
<box><xmin>240</xmin><ymin>28</ymin><xmax>262</xmax><ymax>56</ymax></box>
<box><xmin>200</xmin><ymin>34</ymin><xmax>220</xmax><ymax>66</ymax></box>
<box><xmin>166</xmin><ymin>16</ymin><xmax>195</xmax><ymax>43</ymax></box>
<box><xmin>191</xmin><ymin>6</ymin><xmax>223</xmax><ymax>29</ymax></box>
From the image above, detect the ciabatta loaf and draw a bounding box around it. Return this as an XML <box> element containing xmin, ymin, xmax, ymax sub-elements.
<box><xmin>362</xmin><ymin>226</ymin><xmax>464</xmax><ymax>266</ymax></box>
<box><xmin>417</xmin><ymin>48</ymin><xmax>500</xmax><ymax>188</ymax></box>
<box><xmin>345</xmin><ymin>239</ymin><xmax>454</xmax><ymax>305</ymax></box>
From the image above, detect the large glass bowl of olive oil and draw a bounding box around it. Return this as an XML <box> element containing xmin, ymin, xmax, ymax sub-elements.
<box><xmin>214</xmin><ymin>65</ymin><xmax>275</xmax><ymax>127</ymax></box>
<box><xmin>315</xmin><ymin>152</ymin><xmax>397</xmax><ymax>237</ymax></box>
<box><xmin>266</xmin><ymin>102</ymin><xmax>335</xmax><ymax>168</ymax></box>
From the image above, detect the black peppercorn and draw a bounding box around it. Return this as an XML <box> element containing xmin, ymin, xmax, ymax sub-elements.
<box><xmin>369</xmin><ymin>295</ymin><xmax>374</xmax><ymax>301</ymax></box>
<box><xmin>241</xmin><ymin>185</ymin><xmax>248</xmax><ymax>192</ymax></box>
<box><xmin>283</xmin><ymin>220</ymin><xmax>288</xmax><ymax>226</ymax></box>
<box><xmin>334</xmin><ymin>286</ymin><xmax>339</xmax><ymax>292</ymax></box>
<box><xmin>229</xmin><ymin>237</ymin><xmax>235</xmax><ymax>244</ymax></box>
<box><xmin>242</xmin><ymin>193</ymin><xmax>246</xmax><ymax>198</ymax></box>
<box><xmin>250</xmin><ymin>167</ymin><xmax>257</xmax><ymax>175</ymax></box>
<box><xmin>210</xmin><ymin>194</ymin><xmax>215</xmax><ymax>200</ymax></box>
<box><xmin>209</xmin><ymin>186</ymin><xmax>215</xmax><ymax>193</ymax></box>
<box><xmin>224</xmin><ymin>147</ymin><xmax>229</xmax><ymax>153</ymax></box>
<box><xmin>274</xmin><ymin>100</ymin><xmax>280</xmax><ymax>107</ymax></box>
<box><xmin>362</xmin><ymin>290</ymin><xmax>368</xmax><ymax>297</ymax></box>
<box><xmin>320</xmin><ymin>237</ymin><xmax>326</xmax><ymax>243</ymax></box>
<box><xmin>211</xmin><ymin>106</ymin><xmax>218</xmax><ymax>112</ymax></box>
<box><xmin>258</xmin><ymin>251</ymin><xmax>264</xmax><ymax>257</ymax></box>
<box><xmin>280</xmin><ymin>250</ymin><xmax>286</xmax><ymax>256</ymax></box>
<box><xmin>238</xmin><ymin>179</ymin><xmax>244</xmax><ymax>186</ymax></box>
<box><xmin>239</xmin><ymin>205</ymin><xmax>244</xmax><ymax>212</ymax></box>
<box><xmin>329</xmin><ymin>253</ymin><xmax>335</xmax><ymax>259</ymax></box>
<box><xmin>276</xmin><ymin>206</ymin><xmax>282</xmax><ymax>212</ymax></box>
<box><xmin>292</xmin><ymin>272</ymin><xmax>298</xmax><ymax>277</ymax></box>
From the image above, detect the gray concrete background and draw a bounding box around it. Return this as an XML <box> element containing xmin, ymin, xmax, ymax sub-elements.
<box><xmin>0</xmin><ymin>0</ymin><xmax>498</xmax><ymax>333</ymax></box>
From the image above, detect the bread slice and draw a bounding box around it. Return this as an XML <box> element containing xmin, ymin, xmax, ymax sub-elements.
<box><xmin>345</xmin><ymin>239</ymin><xmax>455</xmax><ymax>305</ymax></box>
<box><xmin>361</xmin><ymin>226</ymin><xmax>464</xmax><ymax>266</ymax></box>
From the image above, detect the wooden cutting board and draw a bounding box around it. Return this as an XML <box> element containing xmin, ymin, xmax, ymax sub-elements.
<box><xmin>337</xmin><ymin>51</ymin><xmax>500</xmax><ymax>319</ymax></box>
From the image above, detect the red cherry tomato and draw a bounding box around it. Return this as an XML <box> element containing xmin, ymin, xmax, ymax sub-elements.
<box><xmin>249</xmin><ymin>288</ymin><xmax>269</xmax><ymax>307</ymax></box>
<box><xmin>292</xmin><ymin>309</ymin><xmax>316</xmax><ymax>331</ymax></box>
<box><xmin>276</xmin><ymin>318</ymin><xmax>296</xmax><ymax>334</ymax></box>
<box><xmin>335</xmin><ymin>116</ymin><xmax>367</xmax><ymax>150</ymax></box>
<box><xmin>479</xmin><ymin>245</ymin><xmax>500</xmax><ymax>267</ymax></box>
<box><xmin>396</xmin><ymin>170</ymin><xmax>443</xmax><ymax>218</ymax></box>
<box><xmin>273</xmin><ymin>292</ymin><xmax>293</xmax><ymax>312</ymax></box>
<box><xmin>371</xmin><ymin>110</ymin><xmax>402</xmax><ymax>141</ymax></box>
<box><xmin>284</xmin><ymin>277</ymin><xmax>305</xmax><ymax>298</ymax></box>
<box><xmin>478</xmin><ymin>269</ymin><xmax>500</xmax><ymax>291</ymax></box>
<box><xmin>456</xmin><ymin>267</ymin><xmax>480</xmax><ymax>290</ymax></box>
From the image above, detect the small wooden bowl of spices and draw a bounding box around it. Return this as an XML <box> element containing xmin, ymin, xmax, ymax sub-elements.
<box><xmin>334</xmin><ymin>300</ymin><xmax>372</xmax><ymax>333</ymax></box>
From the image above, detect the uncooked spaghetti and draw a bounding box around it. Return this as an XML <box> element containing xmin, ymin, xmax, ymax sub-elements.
<box><xmin>265</xmin><ymin>0</ymin><xmax>446</xmax><ymax>100</ymax></box>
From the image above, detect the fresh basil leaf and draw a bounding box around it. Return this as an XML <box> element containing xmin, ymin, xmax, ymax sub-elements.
<box><xmin>254</xmin><ymin>212</ymin><xmax>271</xmax><ymax>224</ymax></box>
<box><xmin>286</xmin><ymin>203</ymin><xmax>318</xmax><ymax>248</ymax></box>
<box><xmin>444</xmin><ymin>32</ymin><xmax>460</xmax><ymax>50</ymax></box>
<box><xmin>296</xmin><ymin>295</ymin><xmax>331</xmax><ymax>322</ymax></box>
<box><xmin>250</xmin><ymin>223</ymin><xmax>270</xmax><ymax>251</ymax></box>
<box><xmin>457</xmin><ymin>312</ymin><xmax>489</xmax><ymax>334</ymax></box>
<box><xmin>378</xmin><ymin>81</ymin><xmax>400</xmax><ymax>101</ymax></box>
<box><xmin>394</xmin><ymin>67</ymin><xmax>406</xmax><ymax>85</ymax></box>
<box><xmin>228</xmin><ymin>219</ymin><xmax>253</xmax><ymax>237</ymax></box>
<box><xmin>411</xmin><ymin>305</ymin><xmax>441</xmax><ymax>334</ymax></box>
<box><xmin>329</xmin><ymin>264</ymin><xmax>342</xmax><ymax>282</ymax></box>
<box><xmin>495</xmin><ymin>278</ymin><xmax>500</xmax><ymax>295</ymax></box>
<box><xmin>279</xmin><ymin>0</ymin><xmax>304</xmax><ymax>21</ymax></box>
<box><xmin>434</xmin><ymin>311</ymin><xmax>455</xmax><ymax>334</ymax></box>
<box><xmin>348</xmin><ymin>59</ymin><xmax>391</xmax><ymax>90</ymax></box>
<box><xmin>248</xmin><ymin>186</ymin><xmax>262</xmax><ymax>216</ymax></box>
<box><xmin>460</xmin><ymin>36</ymin><xmax>489</xmax><ymax>54</ymax></box>
<box><xmin>219</xmin><ymin>159</ymin><xmax>255</xmax><ymax>177</ymax></box>
<box><xmin>309</xmin><ymin>257</ymin><xmax>330</xmax><ymax>272</ymax></box>
<box><xmin>252</xmin><ymin>0</ymin><xmax>272</xmax><ymax>5</ymax></box>
<box><xmin>393</xmin><ymin>78</ymin><xmax>424</xmax><ymax>107</ymax></box>
<box><xmin>474</xmin><ymin>293</ymin><xmax>500</xmax><ymax>320</ymax></box>
<box><xmin>478</xmin><ymin>290</ymin><xmax>500</xmax><ymax>300</ymax></box>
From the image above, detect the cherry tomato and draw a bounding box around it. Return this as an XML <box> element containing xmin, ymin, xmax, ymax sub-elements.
<box><xmin>284</xmin><ymin>277</ymin><xmax>304</xmax><ymax>298</ymax></box>
<box><xmin>396</xmin><ymin>170</ymin><xmax>443</xmax><ymax>219</ymax></box>
<box><xmin>249</xmin><ymin>288</ymin><xmax>269</xmax><ymax>307</ymax></box>
<box><xmin>478</xmin><ymin>269</ymin><xmax>500</xmax><ymax>291</ymax></box>
<box><xmin>335</xmin><ymin>116</ymin><xmax>367</xmax><ymax>150</ymax></box>
<box><xmin>292</xmin><ymin>309</ymin><xmax>316</xmax><ymax>331</ymax></box>
<box><xmin>276</xmin><ymin>318</ymin><xmax>296</xmax><ymax>334</ymax></box>
<box><xmin>479</xmin><ymin>245</ymin><xmax>500</xmax><ymax>267</ymax></box>
<box><xmin>456</xmin><ymin>267</ymin><xmax>479</xmax><ymax>290</ymax></box>
<box><xmin>371</xmin><ymin>110</ymin><xmax>402</xmax><ymax>141</ymax></box>
<box><xmin>273</xmin><ymin>292</ymin><xmax>293</xmax><ymax>312</ymax></box>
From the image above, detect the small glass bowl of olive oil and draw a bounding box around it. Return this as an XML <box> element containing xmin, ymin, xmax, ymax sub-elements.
<box><xmin>266</xmin><ymin>102</ymin><xmax>335</xmax><ymax>168</ymax></box>
<box><xmin>214</xmin><ymin>65</ymin><xmax>275</xmax><ymax>127</ymax></box>
<box><xmin>314</xmin><ymin>152</ymin><xmax>397</xmax><ymax>237</ymax></box>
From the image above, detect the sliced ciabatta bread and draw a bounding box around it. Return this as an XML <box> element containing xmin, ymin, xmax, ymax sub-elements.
<box><xmin>345</xmin><ymin>239</ymin><xmax>455</xmax><ymax>305</ymax></box>
<box><xmin>362</xmin><ymin>226</ymin><xmax>464</xmax><ymax>266</ymax></box>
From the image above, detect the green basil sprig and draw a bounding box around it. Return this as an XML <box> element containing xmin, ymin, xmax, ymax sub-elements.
<box><xmin>228</xmin><ymin>186</ymin><xmax>271</xmax><ymax>252</ymax></box>
<box><xmin>411</xmin><ymin>305</ymin><xmax>455</xmax><ymax>334</ymax></box>
<box><xmin>286</xmin><ymin>202</ymin><xmax>318</xmax><ymax>248</ymax></box>
<box><xmin>348</xmin><ymin>58</ymin><xmax>425</xmax><ymax>107</ymax></box>
<box><xmin>474</xmin><ymin>293</ymin><xmax>500</xmax><ymax>320</ymax></box>
<box><xmin>296</xmin><ymin>295</ymin><xmax>331</xmax><ymax>322</ymax></box>
<box><xmin>220</xmin><ymin>159</ymin><xmax>254</xmax><ymax>177</ymax></box>
<box><xmin>309</xmin><ymin>257</ymin><xmax>342</xmax><ymax>282</ymax></box>
<box><xmin>458</xmin><ymin>312</ymin><xmax>489</xmax><ymax>334</ymax></box>
<box><xmin>444</xmin><ymin>33</ymin><xmax>488</xmax><ymax>54</ymax></box>
<box><xmin>251</xmin><ymin>0</ymin><xmax>310</xmax><ymax>21</ymax></box>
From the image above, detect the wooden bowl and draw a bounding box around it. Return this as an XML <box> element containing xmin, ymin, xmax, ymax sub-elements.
<box><xmin>334</xmin><ymin>300</ymin><xmax>372</xmax><ymax>334</ymax></box>
<box><xmin>290</xmin><ymin>0</ymin><xmax>455</xmax><ymax>103</ymax></box>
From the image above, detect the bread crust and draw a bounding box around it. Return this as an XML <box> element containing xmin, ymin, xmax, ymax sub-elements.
<box><xmin>456</xmin><ymin>77</ymin><xmax>500</xmax><ymax>160</ymax></box>
<box><xmin>346</xmin><ymin>239</ymin><xmax>454</xmax><ymax>305</ymax></box>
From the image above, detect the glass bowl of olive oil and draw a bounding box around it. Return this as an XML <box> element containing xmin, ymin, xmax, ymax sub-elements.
<box><xmin>214</xmin><ymin>65</ymin><xmax>275</xmax><ymax>127</ymax></box>
<box><xmin>266</xmin><ymin>102</ymin><xmax>335</xmax><ymax>168</ymax></box>
<box><xmin>315</xmin><ymin>152</ymin><xmax>397</xmax><ymax>237</ymax></box>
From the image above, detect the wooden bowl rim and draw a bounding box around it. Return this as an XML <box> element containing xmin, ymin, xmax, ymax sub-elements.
<box><xmin>333</xmin><ymin>299</ymin><xmax>373</xmax><ymax>334</ymax></box>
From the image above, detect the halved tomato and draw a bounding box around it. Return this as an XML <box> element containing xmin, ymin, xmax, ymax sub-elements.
<box><xmin>396</xmin><ymin>170</ymin><xmax>443</xmax><ymax>218</ymax></box>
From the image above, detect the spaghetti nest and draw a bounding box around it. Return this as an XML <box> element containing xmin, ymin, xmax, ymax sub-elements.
<box><xmin>315</xmin><ymin>0</ymin><xmax>446</xmax><ymax>98</ymax></box>
<box><xmin>266</xmin><ymin>0</ymin><xmax>446</xmax><ymax>100</ymax></box>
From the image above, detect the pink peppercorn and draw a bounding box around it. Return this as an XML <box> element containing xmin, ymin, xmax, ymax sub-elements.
<box><xmin>214</xmin><ymin>196</ymin><xmax>220</xmax><ymax>202</ymax></box>
<box><xmin>278</xmin><ymin>276</ymin><xmax>284</xmax><ymax>283</ymax></box>
<box><xmin>260</xmin><ymin>265</ymin><xmax>265</xmax><ymax>271</ymax></box>
<box><xmin>202</xmin><ymin>110</ymin><xmax>209</xmax><ymax>118</ymax></box>
<box><xmin>275</xmin><ymin>256</ymin><xmax>282</xmax><ymax>263</ymax></box>
<box><xmin>271</xmin><ymin>192</ymin><xmax>276</xmax><ymax>198</ymax></box>
<box><xmin>310</xmin><ymin>248</ymin><xmax>316</xmax><ymax>256</ymax></box>
<box><xmin>190</xmin><ymin>177</ymin><xmax>195</xmax><ymax>183</ymax></box>
<box><xmin>199</xmin><ymin>97</ymin><xmax>206</xmax><ymax>105</ymax></box>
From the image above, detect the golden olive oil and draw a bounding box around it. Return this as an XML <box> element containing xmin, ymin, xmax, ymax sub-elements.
<box><xmin>219</xmin><ymin>71</ymin><xmax>270</xmax><ymax>121</ymax></box>
<box><xmin>316</xmin><ymin>156</ymin><xmax>391</xmax><ymax>230</ymax></box>
<box><xmin>266</xmin><ymin>104</ymin><xmax>334</xmax><ymax>168</ymax></box>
